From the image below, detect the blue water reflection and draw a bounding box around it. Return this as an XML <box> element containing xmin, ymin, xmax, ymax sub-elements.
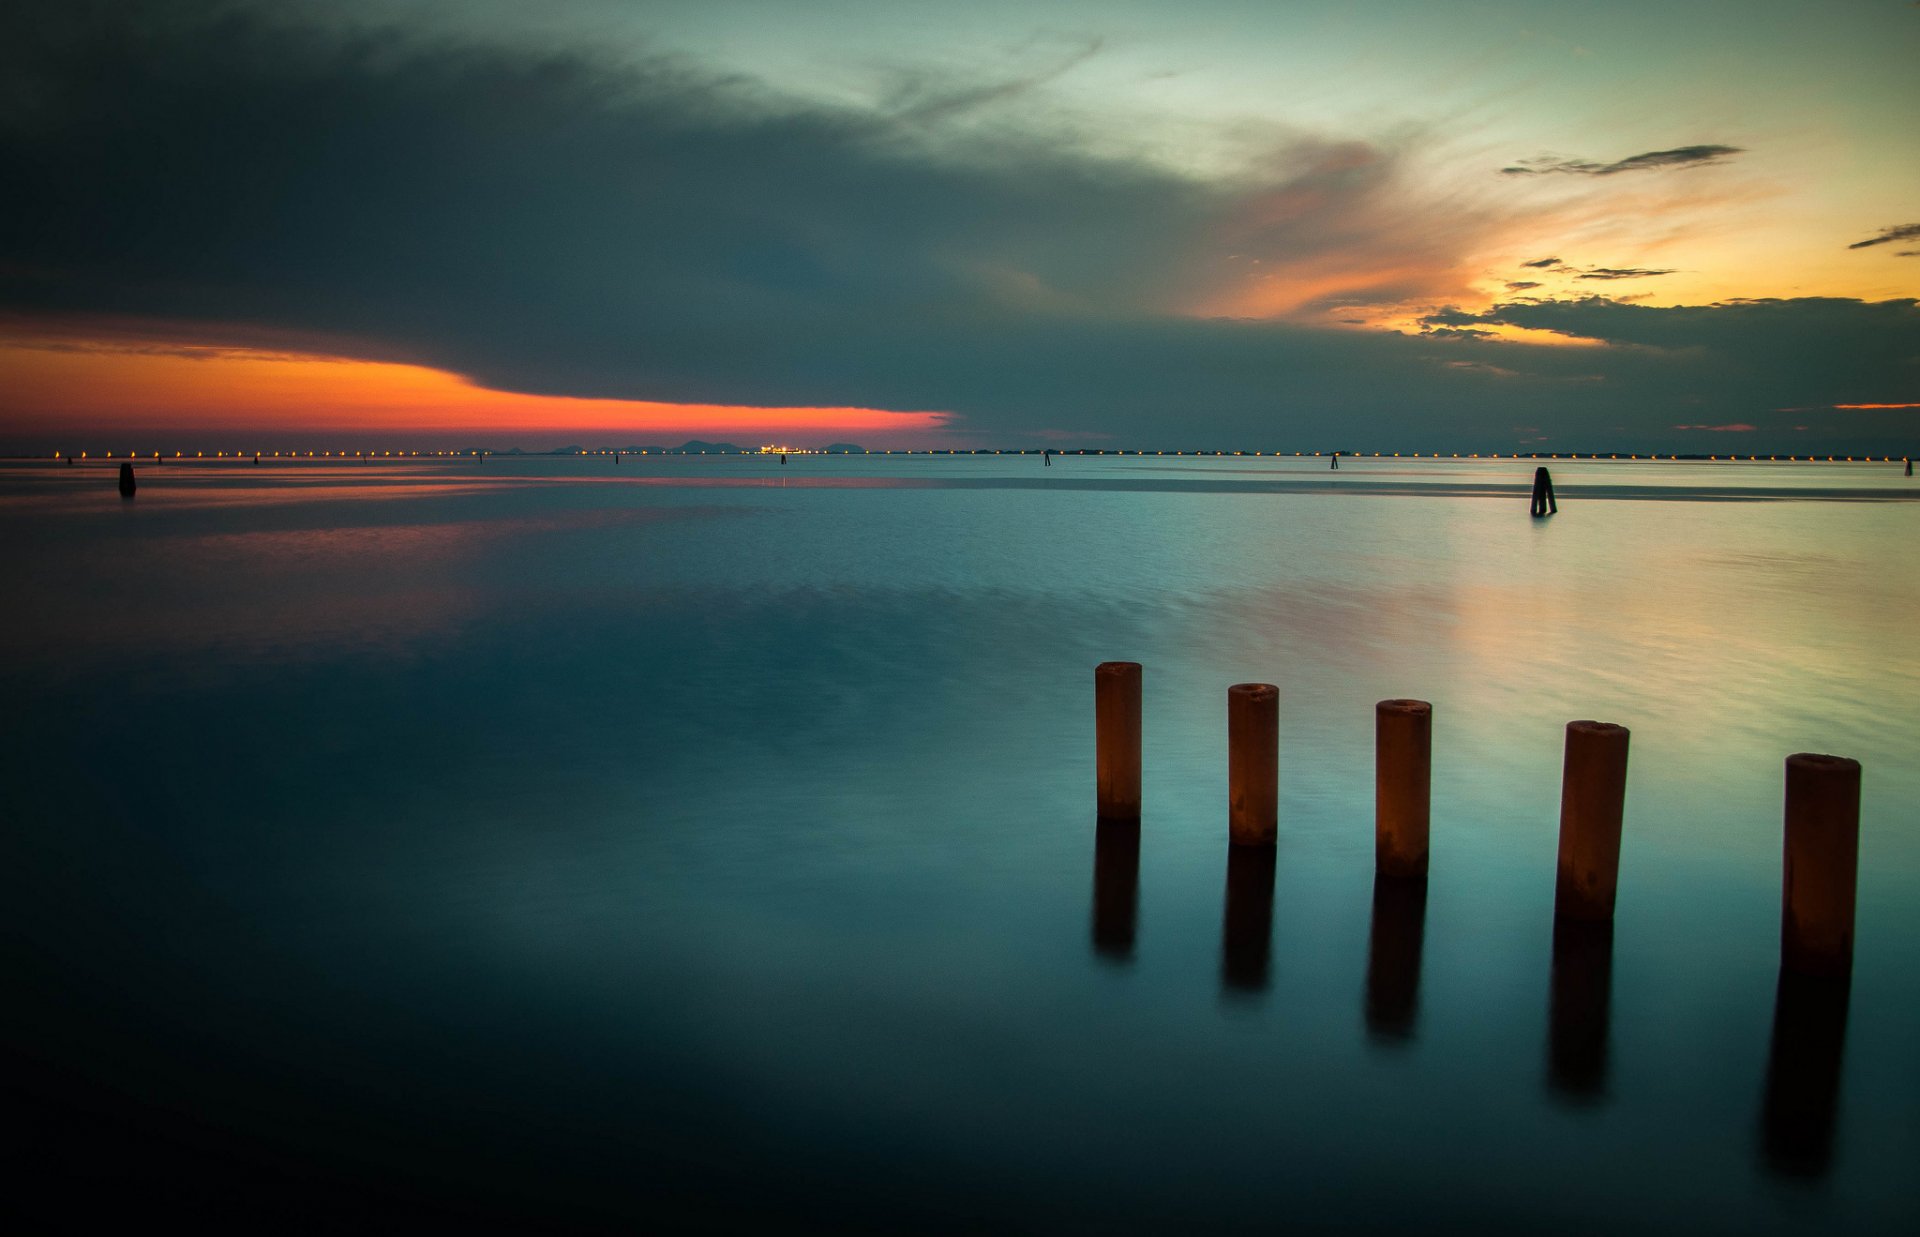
<box><xmin>2</xmin><ymin>455</ymin><xmax>1915</xmax><ymax>1230</ymax></box>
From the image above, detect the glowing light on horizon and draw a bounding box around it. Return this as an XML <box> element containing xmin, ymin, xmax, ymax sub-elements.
<box><xmin>0</xmin><ymin>328</ymin><xmax>953</xmax><ymax>442</ymax></box>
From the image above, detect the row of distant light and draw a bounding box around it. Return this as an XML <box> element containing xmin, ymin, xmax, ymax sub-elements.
<box><xmin>53</xmin><ymin>449</ymin><xmax>1910</xmax><ymax>462</ymax></box>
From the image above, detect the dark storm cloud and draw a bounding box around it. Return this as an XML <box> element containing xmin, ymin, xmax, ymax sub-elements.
<box><xmin>1576</xmin><ymin>267</ymin><xmax>1675</xmax><ymax>281</ymax></box>
<box><xmin>0</xmin><ymin>2</ymin><xmax>1911</xmax><ymax>452</ymax></box>
<box><xmin>1847</xmin><ymin>222</ymin><xmax>1920</xmax><ymax>250</ymax></box>
<box><xmin>1501</xmin><ymin>145</ymin><xmax>1743</xmax><ymax>176</ymax></box>
<box><xmin>1429</xmin><ymin>297</ymin><xmax>1920</xmax><ymax>427</ymax></box>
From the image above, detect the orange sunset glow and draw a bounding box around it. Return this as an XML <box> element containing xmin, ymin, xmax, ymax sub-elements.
<box><xmin>0</xmin><ymin>329</ymin><xmax>951</xmax><ymax>447</ymax></box>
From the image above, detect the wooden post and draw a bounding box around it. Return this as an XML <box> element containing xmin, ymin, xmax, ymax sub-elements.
<box><xmin>1554</xmin><ymin>720</ymin><xmax>1630</xmax><ymax>921</ymax></box>
<box><xmin>1227</xmin><ymin>683</ymin><xmax>1278</xmax><ymax>846</ymax></box>
<box><xmin>1782</xmin><ymin>753</ymin><xmax>1861</xmax><ymax>977</ymax></box>
<box><xmin>1530</xmin><ymin>466</ymin><xmax>1557</xmax><ymax>517</ymax></box>
<box><xmin>1375</xmin><ymin>699</ymin><xmax>1432</xmax><ymax>877</ymax></box>
<box><xmin>117</xmin><ymin>462</ymin><xmax>136</xmax><ymax>497</ymax></box>
<box><xmin>1095</xmin><ymin>662</ymin><xmax>1142</xmax><ymax>821</ymax></box>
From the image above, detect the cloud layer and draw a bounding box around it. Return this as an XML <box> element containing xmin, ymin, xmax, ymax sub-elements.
<box><xmin>0</xmin><ymin>3</ymin><xmax>1913</xmax><ymax>452</ymax></box>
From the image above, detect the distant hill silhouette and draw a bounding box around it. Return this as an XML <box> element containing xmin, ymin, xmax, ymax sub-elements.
<box><xmin>675</xmin><ymin>440</ymin><xmax>748</xmax><ymax>453</ymax></box>
<box><xmin>825</xmin><ymin>443</ymin><xmax>865</xmax><ymax>454</ymax></box>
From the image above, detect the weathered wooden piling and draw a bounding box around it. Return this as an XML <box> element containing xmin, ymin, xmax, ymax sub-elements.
<box><xmin>117</xmin><ymin>462</ymin><xmax>136</xmax><ymax>497</ymax></box>
<box><xmin>1906</xmin><ymin>456</ymin><xmax>1913</xmax><ymax>476</ymax></box>
<box><xmin>1375</xmin><ymin>699</ymin><xmax>1432</xmax><ymax>878</ymax></box>
<box><xmin>1554</xmin><ymin>720</ymin><xmax>1630</xmax><ymax>921</ymax></box>
<box><xmin>1530</xmin><ymin>466</ymin><xmax>1557</xmax><ymax>517</ymax></box>
<box><xmin>1227</xmin><ymin>683</ymin><xmax>1279</xmax><ymax>846</ymax></box>
<box><xmin>1095</xmin><ymin>662</ymin><xmax>1142</xmax><ymax>821</ymax></box>
<box><xmin>1782</xmin><ymin>753</ymin><xmax>1861</xmax><ymax>977</ymax></box>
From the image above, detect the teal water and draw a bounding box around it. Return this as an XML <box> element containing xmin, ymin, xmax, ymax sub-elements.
<box><xmin>3</xmin><ymin>455</ymin><xmax>1916</xmax><ymax>1231</ymax></box>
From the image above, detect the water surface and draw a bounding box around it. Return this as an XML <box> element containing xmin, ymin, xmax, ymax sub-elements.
<box><xmin>4</xmin><ymin>454</ymin><xmax>1916</xmax><ymax>1231</ymax></box>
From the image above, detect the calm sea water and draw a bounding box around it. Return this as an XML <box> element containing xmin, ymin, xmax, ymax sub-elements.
<box><xmin>3</xmin><ymin>455</ymin><xmax>1916</xmax><ymax>1232</ymax></box>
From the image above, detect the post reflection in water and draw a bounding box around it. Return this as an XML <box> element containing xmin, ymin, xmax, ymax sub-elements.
<box><xmin>1364</xmin><ymin>876</ymin><xmax>1428</xmax><ymax>1044</ymax></box>
<box><xmin>1090</xmin><ymin>821</ymin><xmax>1141</xmax><ymax>963</ymax></box>
<box><xmin>1546</xmin><ymin>918</ymin><xmax>1614</xmax><ymax>1103</ymax></box>
<box><xmin>1760</xmin><ymin>969</ymin><xmax>1850</xmax><ymax>1180</ymax></box>
<box><xmin>1219</xmin><ymin>846</ymin><xmax>1277</xmax><ymax>995</ymax></box>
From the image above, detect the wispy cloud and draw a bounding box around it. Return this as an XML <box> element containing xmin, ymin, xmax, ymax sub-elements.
<box><xmin>1516</xmin><ymin>260</ymin><xmax>1672</xmax><ymax>281</ymax></box>
<box><xmin>881</xmin><ymin>36</ymin><xmax>1104</xmax><ymax>125</ymax></box>
<box><xmin>1673</xmin><ymin>423</ymin><xmax>1756</xmax><ymax>432</ymax></box>
<box><xmin>1576</xmin><ymin>267</ymin><xmax>1675</xmax><ymax>281</ymax></box>
<box><xmin>1846</xmin><ymin>222</ymin><xmax>1920</xmax><ymax>251</ymax></box>
<box><xmin>1501</xmin><ymin>145</ymin><xmax>1744</xmax><ymax>177</ymax></box>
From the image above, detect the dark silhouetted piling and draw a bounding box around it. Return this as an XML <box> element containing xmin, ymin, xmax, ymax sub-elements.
<box><xmin>1547</xmin><ymin>917</ymin><xmax>1613</xmax><ymax>1101</ymax></box>
<box><xmin>1554</xmin><ymin>720</ymin><xmax>1630</xmax><ymax>921</ymax></box>
<box><xmin>1782</xmin><ymin>753</ymin><xmax>1860</xmax><ymax>977</ymax></box>
<box><xmin>1761</xmin><ymin>968</ymin><xmax>1850</xmax><ymax>1178</ymax></box>
<box><xmin>1227</xmin><ymin>683</ymin><xmax>1278</xmax><ymax>846</ymax></box>
<box><xmin>1530</xmin><ymin>466</ymin><xmax>1557</xmax><ymax>516</ymax></box>
<box><xmin>1220</xmin><ymin>845</ymin><xmax>1276</xmax><ymax>993</ymax></box>
<box><xmin>117</xmin><ymin>462</ymin><xmax>136</xmax><ymax>497</ymax></box>
<box><xmin>1375</xmin><ymin>699</ymin><xmax>1432</xmax><ymax>878</ymax></box>
<box><xmin>1330</xmin><ymin>451</ymin><xmax>1340</xmax><ymax>470</ymax></box>
<box><xmin>1365</xmin><ymin>875</ymin><xmax>1427</xmax><ymax>1042</ymax></box>
<box><xmin>1906</xmin><ymin>456</ymin><xmax>1913</xmax><ymax>476</ymax></box>
<box><xmin>1091</xmin><ymin>820</ymin><xmax>1141</xmax><ymax>962</ymax></box>
<box><xmin>1095</xmin><ymin>662</ymin><xmax>1142</xmax><ymax>821</ymax></box>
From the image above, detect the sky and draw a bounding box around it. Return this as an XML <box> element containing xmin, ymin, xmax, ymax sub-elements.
<box><xmin>1</xmin><ymin>0</ymin><xmax>1915</xmax><ymax>452</ymax></box>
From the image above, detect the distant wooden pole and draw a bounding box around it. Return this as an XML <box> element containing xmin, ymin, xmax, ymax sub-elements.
<box><xmin>1375</xmin><ymin>699</ymin><xmax>1432</xmax><ymax>878</ymax></box>
<box><xmin>1782</xmin><ymin>753</ymin><xmax>1861</xmax><ymax>977</ymax></box>
<box><xmin>1095</xmin><ymin>662</ymin><xmax>1142</xmax><ymax>821</ymax></box>
<box><xmin>1530</xmin><ymin>466</ymin><xmax>1557</xmax><ymax>517</ymax></box>
<box><xmin>1227</xmin><ymin>683</ymin><xmax>1279</xmax><ymax>846</ymax></box>
<box><xmin>1554</xmin><ymin>720</ymin><xmax>1630</xmax><ymax>921</ymax></box>
<box><xmin>117</xmin><ymin>462</ymin><xmax>136</xmax><ymax>497</ymax></box>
